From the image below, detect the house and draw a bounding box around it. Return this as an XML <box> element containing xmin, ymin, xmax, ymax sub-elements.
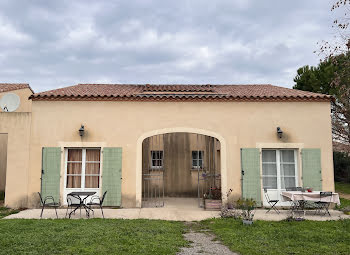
<box><xmin>0</xmin><ymin>83</ymin><xmax>333</xmax><ymax>208</ymax></box>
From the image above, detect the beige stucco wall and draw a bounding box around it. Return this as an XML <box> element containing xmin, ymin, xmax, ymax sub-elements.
<box><xmin>0</xmin><ymin>134</ymin><xmax>8</xmax><ymax>191</ymax></box>
<box><xmin>0</xmin><ymin>88</ymin><xmax>32</xmax><ymax>207</ymax></box>
<box><xmin>12</xmin><ymin>99</ymin><xmax>333</xmax><ymax>209</ymax></box>
<box><xmin>1</xmin><ymin>113</ymin><xmax>32</xmax><ymax>207</ymax></box>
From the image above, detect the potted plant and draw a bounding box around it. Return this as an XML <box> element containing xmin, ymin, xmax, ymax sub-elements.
<box><xmin>236</xmin><ymin>198</ymin><xmax>256</xmax><ymax>225</ymax></box>
<box><xmin>203</xmin><ymin>187</ymin><xmax>222</xmax><ymax>210</ymax></box>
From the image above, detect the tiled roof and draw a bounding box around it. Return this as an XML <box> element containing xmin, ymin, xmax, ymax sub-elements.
<box><xmin>0</xmin><ymin>83</ymin><xmax>33</xmax><ymax>93</ymax></box>
<box><xmin>30</xmin><ymin>84</ymin><xmax>332</xmax><ymax>102</ymax></box>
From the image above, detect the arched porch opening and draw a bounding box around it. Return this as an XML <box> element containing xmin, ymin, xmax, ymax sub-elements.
<box><xmin>135</xmin><ymin>128</ymin><xmax>227</xmax><ymax>209</ymax></box>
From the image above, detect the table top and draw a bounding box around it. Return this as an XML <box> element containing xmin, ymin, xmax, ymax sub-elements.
<box><xmin>281</xmin><ymin>191</ymin><xmax>340</xmax><ymax>205</ymax></box>
<box><xmin>68</xmin><ymin>191</ymin><xmax>96</xmax><ymax>196</ymax></box>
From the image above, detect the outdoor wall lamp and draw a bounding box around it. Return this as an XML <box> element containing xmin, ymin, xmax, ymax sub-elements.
<box><xmin>79</xmin><ymin>125</ymin><xmax>85</xmax><ymax>137</ymax></box>
<box><xmin>277</xmin><ymin>127</ymin><xmax>283</xmax><ymax>139</ymax></box>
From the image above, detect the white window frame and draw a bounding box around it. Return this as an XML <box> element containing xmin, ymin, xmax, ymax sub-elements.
<box><xmin>192</xmin><ymin>150</ymin><xmax>204</xmax><ymax>169</ymax></box>
<box><xmin>262</xmin><ymin>149</ymin><xmax>298</xmax><ymax>191</ymax></box>
<box><xmin>150</xmin><ymin>150</ymin><xmax>163</xmax><ymax>169</ymax></box>
<box><xmin>64</xmin><ymin>148</ymin><xmax>101</xmax><ymax>190</ymax></box>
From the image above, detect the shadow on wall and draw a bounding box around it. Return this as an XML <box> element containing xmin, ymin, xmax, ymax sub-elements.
<box><xmin>27</xmin><ymin>192</ymin><xmax>41</xmax><ymax>208</ymax></box>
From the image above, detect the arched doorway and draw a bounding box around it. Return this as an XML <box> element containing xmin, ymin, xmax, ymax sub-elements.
<box><xmin>141</xmin><ymin>132</ymin><xmax>221</xmax><ymax>208</ymax></box>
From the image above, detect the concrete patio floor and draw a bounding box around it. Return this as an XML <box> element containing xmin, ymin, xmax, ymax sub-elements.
<box><xmin>4</xmin><ymin>208</ymin><xmax>349</xmax><ymax>221</ymax></box>
<box><xmin>3</xmin><ymin>197</ymin><xmax>350</xmax><ymax>221</ymax></box>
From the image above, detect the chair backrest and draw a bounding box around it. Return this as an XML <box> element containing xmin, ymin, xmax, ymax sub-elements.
<box><xmin>38</xmin><ymin>192</ymin><xmax>43</xmax><ymax>205</ymax></box>
<box><xmin>101</xmin><ymin>191</ymin><xmax>108</xmax><ymax>204</ymax></box>
<box><xmin>320</xmin><ymin>192</ymin><xmax>332</xmax><ymax>198</ymax></box>
<box><xmin>296</xmin><ymin>187</ymin><xmax>305</xmax><ymax>192</ymax></box>
<box><xmin>263</xmin><ymin>188</ymin><xmax>270</xmax><ymax>202</ymax></box>
<box><xmin>67</xmin><ymin>194</ymin><xmax>80</xmax><ymax>205</ymax></box>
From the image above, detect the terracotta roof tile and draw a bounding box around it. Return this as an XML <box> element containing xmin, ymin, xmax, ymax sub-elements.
<box><xmin>30</xmin><ymin>84</ymin><xmax>332</xmax><ymax>102</ymax></box>
<box><xmin>0</xmin><ymin>83</ymin><xmax>33</xmax><ymax>93</ymax></box>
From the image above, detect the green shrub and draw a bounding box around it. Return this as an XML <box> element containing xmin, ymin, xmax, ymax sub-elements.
<box><xmin>333</xmin><ymin>151</ymin><xmax>350</xmax><ymax>183</ymax></box>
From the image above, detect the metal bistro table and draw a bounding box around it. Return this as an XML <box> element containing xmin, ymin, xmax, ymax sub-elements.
<box><xmin>282</xmin><ymin>191</ymin><xmax>340</xmax><ymax>217</ymax></box>
<box><xmin>67</xmin><ymin>191</ymin><xmax>96</xmax><ymax>219</ymax></box>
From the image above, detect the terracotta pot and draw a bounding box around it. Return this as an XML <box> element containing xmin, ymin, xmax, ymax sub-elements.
<box><xmin>204</xmin><ymin>199</ymin><xmax>222</xmax><ymax>210</ymax></box>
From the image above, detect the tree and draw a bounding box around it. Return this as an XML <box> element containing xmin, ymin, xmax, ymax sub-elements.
<box><xmin>294</xmin><ymin>53</ymin><xmax>350</xmax><ymax>146</ymax></box>
<box><xmin>294</xmin><ymin>1</ymin><xmax>350</xmax><ymax>149</ymax></box>
<box><xmin>293</xmin><ymin>60</ymin><xmax>338</xmax><ymax>95</ymax></box>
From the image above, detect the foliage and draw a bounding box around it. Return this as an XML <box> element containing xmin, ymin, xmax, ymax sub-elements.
<box><xmin>293</xmin><ymin>53</ymin><xmax>350</xmax><ymax>148</ymax></box>
<box><xmin>0</xmin><ymin>207</ymin><xmax>19</xmax><ymax>219</ymax></box>
<box><xmin>203</xmin><ymin>187</ymin><xmax>221</xmax><ymax>200</ymax></box>
<box><xmin>0</xmin><ymin>191</ymin><xmax>4</xmax><ymax>201</ymax></box>
<box><xmin>0</xmin><ymin>219</ymin><xmax>187</xmax><ymax>255</ymax></box>
<box><xmin>293</xmin><ymin>59</ymin><xmax>339</xmax><ymax>95</ymax></box>
<box><xmin>236</xmin><ymin>198</ymin><xmax>256</xmax><ymax>221</ymax></box>
<box><xmin>334</xmin><ymin>153</ymin><xmax>350</xmax><ymax>183</ymax></box>
<box><xmin>201</xmin><ymin>218</ymin><xmax>350</xmax><ymax>255</ymax></box>
<box><xmin>335</xmin><ymin>198</ymin><xmax>350</xmax><ymax>214</ymax></box>
<box><xmin>335</xmin><ymin>181</ymin><xmax>350</xmax><ymax>194</ymax></box>
<box><xmin>220</xmin><ymin>207</ymin><xmax>241</xmax><ymax>219</ymax></box>
<box><xmin>295</xmin><ymin>1</ymin><xmax>350</xmax><ymax>150</ymax></box>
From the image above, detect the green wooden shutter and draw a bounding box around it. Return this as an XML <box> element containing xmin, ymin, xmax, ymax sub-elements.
<box><xmin>102</xmin><ymin>147</ymin><xmax>122</xmax><ymax>206</ymax></box>
<box><xmin>241</xmin><ymin>148</ymin><xmax>261</xmax><ymax>205</ymax></box>
<box><xmin>302</xmin><ymin>148</ymin><xmax>322</xmax><ymax>190</ymax></box>
<box><xmin>41</xmin><ymin>147</ymin><xmax>61</xmax><ymax>203</ymax></box>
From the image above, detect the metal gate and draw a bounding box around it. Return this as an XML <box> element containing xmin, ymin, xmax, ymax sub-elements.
<box><xmin>197</xmin><ymin>170</ymin><xmax>221</xmax><ymax>207</ymax></box>
<box><xmin>142</xmin><ymin>172</ymin><xmax>165</xmax><ymax>207</ymax></box>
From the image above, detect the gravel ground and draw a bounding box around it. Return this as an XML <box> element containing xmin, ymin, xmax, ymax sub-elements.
<box><xmin>177</xmin><ymin>231</ymin><xmax>238</xmax><ymax>255</ymax></box>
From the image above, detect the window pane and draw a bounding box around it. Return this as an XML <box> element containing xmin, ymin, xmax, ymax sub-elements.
<box><xmin>199</xmin><ymin>159</ymin><xmax>203</xmax><ymax>168</ymax></box>
<box><xmin>68</xmin><ymin>149</ymin><xmax>82</xmax><ymax>161</ymax></box>
<box><xmin>280</xmin><ymin>150</ymin><xmax>294</xmax><ymax>163</ymax></box>
<box><xmin>262</xmin><ymin>150</ymin><xmax>276</xmax><ymax>162</ymax></box>
<box><xmin>192</xmin><ymin>151</ymin><xmax>197</xmax><ymax>160</ymax></box>
<box><xmin>262</xmin><ymin>163</ymin><xmax>277</xmax><ymax>175</ymax></box>
<box><xmin>86</xmin><ymin>149</ymin><xmax>100</xmax><ymax>161</ymax></box>
<box><xmin>86</xmin><ymin>163</ymin><xmax>100</xmax><ymax>174</ymax></box>
<box><xmin>67</xmin><ymin>176</ymin><xmax>81</xmax><ymax>188</ymax></box>
<box><xmin>263</xmin><ymin>177</ymin><xmax>277</xmax><ymax>189</ymax></box>
<box><xmin>199</xmin><ymin>151</ymin><xmax>203</xmax><ymax>159</ymax></box>
<box><xmin>281</xmin><ymin>177</ymin><xmax>296</xmax><ymax>189</ymax></box>
<box><xmin>67</xmin><ymin>163</ymin><xmax>82</xmax><ymax>174</ymax></box>
<box><xmin>85</xmin><ymin>176</ymin><xmax>99</xmax><ymax>188</ymax></box>
<box><xmin>280</xmin><ymin>164</ymin><xmax>295</xmax><ymax>176</ymax></box>
<box><xmin>151</xmin><ymin>151</ymin><xmax>163</xmax><ymax>167</ymax></box>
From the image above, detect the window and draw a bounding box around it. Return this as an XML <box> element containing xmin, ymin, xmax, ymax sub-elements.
<box><xmin>151</xmin><ymin>151</ymin><xmax>163</xmax><ymax>169</ymax></box>
<box><xmin>66</xmin><ymin>148</ymin><xmax>101</xmax><ymax>189</ymax></box>
<box><xmin>262</xmin><ymin>150</ymin><xmax>277</xmax><ymax>189</ymax></box>
<box><xmin>262</xmin><ymin>149</ymin><xmax>297</xmax><ymax>190</ymax></box>
<box><xmin>192</xmin><ymin>151</ymin><xmax>204</xmax><ymax>169</ymax></box>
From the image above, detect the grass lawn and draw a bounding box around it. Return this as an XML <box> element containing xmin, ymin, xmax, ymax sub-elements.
<box><xmin>0</xmin><ymin>219</ymin><xmax>187</xmax><ymax>255</ymax></box>
<box><xmin>0</xmin><ymin>207</ymin><xmax>19</xmax><ymax>219</ymax></box>
<box><xmin>201</xmin><ymin>218</ymin><xmax>350</xmax><ymax>255</ymax></box>
<box><xmin>335</xmin><ymin>182</ymin><xmax>350</xmax><ymax>194</ymax></box>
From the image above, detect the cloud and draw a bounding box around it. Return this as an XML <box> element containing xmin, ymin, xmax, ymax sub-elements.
<box><xmin>0</xmin><ymin>0</ymin><xmax>335</xmax><ymax>92</ymax></box>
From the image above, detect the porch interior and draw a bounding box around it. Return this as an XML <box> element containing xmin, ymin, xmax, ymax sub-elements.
<box><xmin>142</xmin><ymin>132</ymin><xmax>221</xmax><ymax>208</ymax></box>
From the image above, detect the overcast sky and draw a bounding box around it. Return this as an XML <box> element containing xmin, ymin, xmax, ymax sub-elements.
<box><xmin>0</xmin><ymin>0</ymin><xmax>337</xmax><ymax>92</ymax></box>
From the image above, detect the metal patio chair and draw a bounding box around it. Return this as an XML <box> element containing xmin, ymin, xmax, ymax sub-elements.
<box><xmin>87</xmin><ymin>191</ymin><xmax>107</xmax><ymax>218</ymax></box>
<box><xmin>65</xmin><ymin>194</ymin><xmax>82</xmax><ymax>218</ymax></box>
<box><xmin>38</xmin><ymin>192</ymin><xmax>59</xmax><ymax>219</ymax></box>
<box><xmin>264</xmin><ymin>188</ymin><xmax>280</xmax><ymax>214</ymax></box>
<box><xmin>315</xmin><ymin>192</ymin><xmax>332</xmax><ymax>216</ymax></box>
<box><xmin>285</xmin><ymin>187</ymin><xmax>306</xmax><ymax>218</ymax></box>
